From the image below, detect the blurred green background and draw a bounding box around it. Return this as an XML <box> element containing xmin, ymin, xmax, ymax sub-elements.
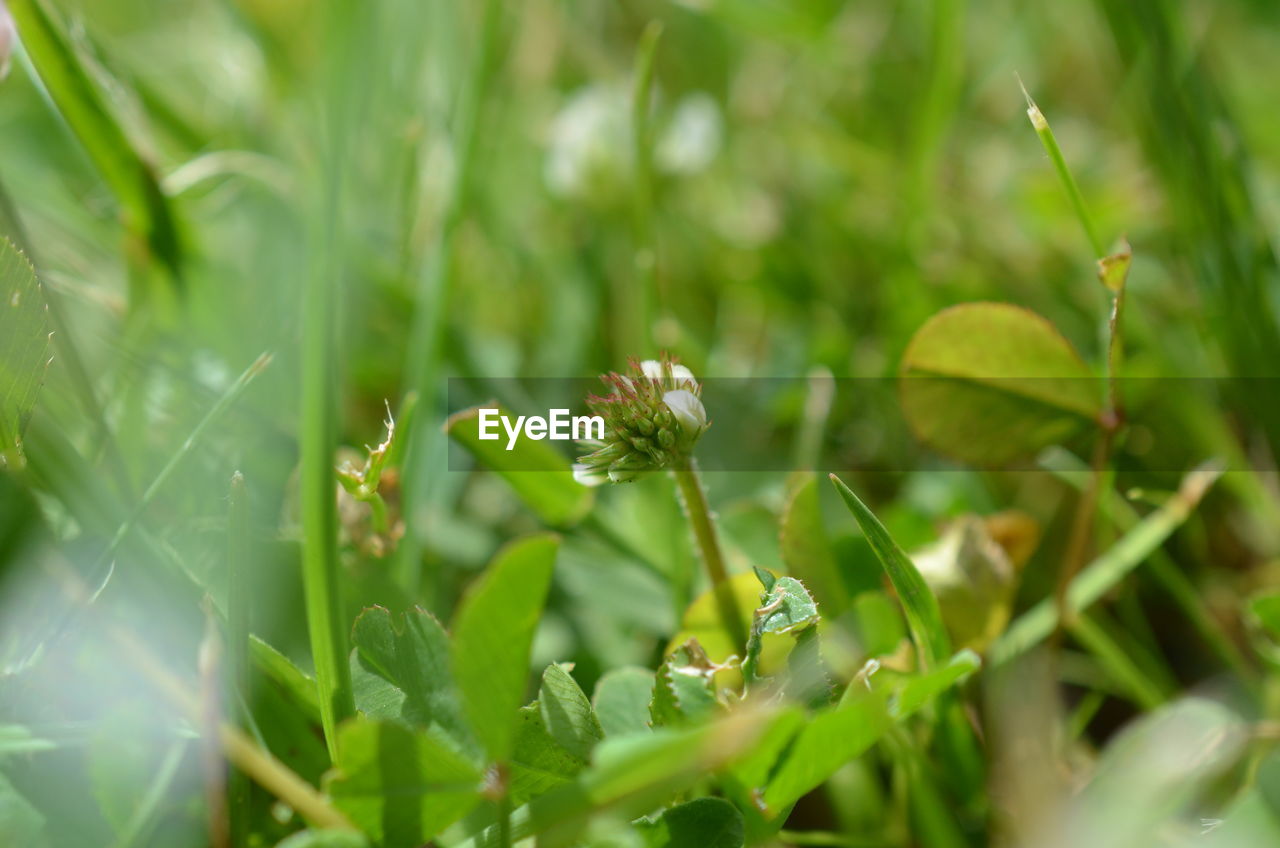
<box><xmin>3</xmin><ymin>0</ymin><xmax>1280</xmax><ymax>845</ymax></box>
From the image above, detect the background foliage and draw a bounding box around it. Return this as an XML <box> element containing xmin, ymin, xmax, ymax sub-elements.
<box><xmin>2</xmin><ymin>0</ymin><xmax>1280</xmax><ymax>846</ymax></box>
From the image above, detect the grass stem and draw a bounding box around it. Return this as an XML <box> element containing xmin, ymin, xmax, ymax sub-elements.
<box><xmin>226</xmin><ymin>472</ymin><xmax>250</xmax><ymax>847</ymax></box>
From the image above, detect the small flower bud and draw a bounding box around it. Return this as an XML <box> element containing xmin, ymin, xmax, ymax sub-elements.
<box><xmin>576</xmin><ymin>353</ymin><xmax>709</xmax><ymax>484</ymax></box>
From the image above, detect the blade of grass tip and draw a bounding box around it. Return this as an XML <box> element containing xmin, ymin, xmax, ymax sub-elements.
<box><xmin>625</xmin><ymin>20</ymin><xmax>662</xmax><ymax>355</ymax></box>
<box><xmin>1019</xmin><ymin>77</ymin><xmax>1105</xmax><ymax>259</ymax></box>
<box><xmin>89</xmin><ymin>352</ymin><xmax>272</xmax><ymax>574</ymax></box>
<box><xmin>829</xmin><ymin>474</ymin><xmax>949</xmax><ymax>669</ymax></box>
<box><xmin>990</xmin><ymin>462</ymin><xmax>1223</xmax><ymax>665</ymax></box>
<box><xmin>226</xmin><ymin>472</ymin><xmax>250</xmax><ymax>848</ymax></box>
<box><xmin>7</xmin><ymin>0</ymin><xmax>183</xmax><ymax>282</ymax></box>
<box><xmin>396</xmin><ymin>0</ymin><xmax>505</xmax><ymax>604</ymax></box>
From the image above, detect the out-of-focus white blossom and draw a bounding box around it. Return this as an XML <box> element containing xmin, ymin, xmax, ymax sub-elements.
<box><xmin>656</xmin><ymin>93</ymin><xmax>722</xmax><ymax>175</ymax></box>
<box><xmin>544</xmin><ymin>84</ymin><xmax>629</xmax><ymax>199</ymax></box>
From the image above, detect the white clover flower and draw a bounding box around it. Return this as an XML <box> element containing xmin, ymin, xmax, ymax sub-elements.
<box><xmin>663</xmin><ymin>389</ymin><xmax>707</xmax><ymax>436</ymax></box>
<box><xmin>576</xmin><ymin>354</ymin><xmax>709</xmax><ymax>484</ymax></box>
<box><xmin>544</xmin><ymin>84</ymin><xmax>629</xmax><ymax>199</ymax></box>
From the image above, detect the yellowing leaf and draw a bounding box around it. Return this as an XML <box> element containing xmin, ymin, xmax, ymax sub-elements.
<box><xmin>899</xmin><ymin>302</ymin><xmax>1102</xmax><ymax>466</ymax></box>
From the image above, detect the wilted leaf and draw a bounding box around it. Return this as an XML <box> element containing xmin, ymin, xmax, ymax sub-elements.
<box><xmin>451</xmin><ymin>534</ymin><xmax>559</xmax><ymax>762</ymax></box>
<box><xmin>325</xmin><ymin>718</ymin><xmax>482</xmax><ymax>846</ymax></box>
<box><xmin>0</xmin><ymin>239</ymin><xmax>49</xmax><ymax>469</ymax></box>
<box><xmin>446</xmin><ymin>405</ymin><xmax>593</xmax><ymax>526</ymax></box>
<box><xmin>899</xmin><ymin>302</ymin><xmax>1101</xmax><ymax>466</ymax></box>
<box><xmin>636</xmin><ymin>797</ymin><xmax>744</xmax><ymax>848</ymax></box>
<box><xmin>911</xmin><ymin>516</ymin><xmax>1020</xmax><ymax>652</ymax></box>
<box><xmin>1096</xmin><ymin>239</ymin><xmax>1132</xmax><ymax>293</ymax></box>
<box><xmin>592</xmin><ymin>667</ymin><xmax>656</xmax><ymax>738</ymax></box>
<box><xmin>650</xmin><ymin>640</ymin><xmax>724</xmax><ymax>727</ymax></box>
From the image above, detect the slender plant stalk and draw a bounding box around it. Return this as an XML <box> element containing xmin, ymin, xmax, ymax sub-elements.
<box><xmin>226</xmin><ymin>472</ymin><xmax>250</xmax><ymax>847</ymax></box>
<box><xmin>300</xmin><ymin>210</ymin><xmax>354</xmax><ymax>760</ymax></box>
<box><xmin>297</xmin><ymin>1</ymin><xmax>374</xmax><ymax>759</ymax></box>
<box><xmin>1067</xmin><ymin>614</ymin><xmax>1166</xmax><ymax>709</ymax></box>
<box><xmin>1043</xmin><ymin>450</ymin><xmax>1251</xmax><ymax>679</ymax></box>
<box><xmin>397</xmin><ymin>0</ymin><xmax>505</xmax><ymax>604</ymax></box>
<box><xmin>626</xmin><ymin>21</ymin><xmax>662</xmax><ymax>355</ymax></box>
<box><xmin>198</xmin><ymin>611</ymin><xmax>231</xmax><ymax>848</ymax></box>
<box><xmin>672</xmin><ymin>462</ymin><xmax>748</xmax><ymax>653</ymax></box>
<box><xmin>496</xmin><ymin>794</ymin><xmax>513</xmax><ymax>848</ymax></box>
<box><xmin>114</xmin><ymin>741</ymin><xmax>188</xmax><ymax>848</ymax></box>
<box><xmin>1022</xmin><ymin>85</ymin><xmax>1129</xmax><ymax>632</ymax></box>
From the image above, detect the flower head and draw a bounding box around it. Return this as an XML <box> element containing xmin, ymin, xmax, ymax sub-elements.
<box><xmin>576</xmin><ymin>355</ymin><xmax>709</xmax><ymax>484</ymax></box>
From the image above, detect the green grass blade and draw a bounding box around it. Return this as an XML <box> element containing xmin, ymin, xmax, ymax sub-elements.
<box><xmin>829</xmin><ymin>474</ymin><xmax>949</xmax><ymax>668</ymax></box>
<box><xmin>1020</xmin><ymin>83</ymin><xmax>1105</xmax><ymax>259</ymax></box>
<box><xmin>227</xmin><ymin>472</ymin><xmax>251</xmax><ymax>848</ymax></box>
<box><xmin>1042</xmin><ymin>448</ymin><xmax>1250</xmax><ymax>679</ymax></box>
<box><xmin>92</xmin><ymin>352</ymin><xmax>272</xmax><ymax>571</ymax></box>
<box><xmin>0</xmin><ymin>237</ymin><xmax>49</xmax><ymax>470</ymax></box>
<box><xmin>990</xmin><ymin>463</ymin><xmax>1222</xmax><ymax>665</ymax></box>
<box><xmin>8</xmin><ymin>0</ymin><xmax>182</xmax><ymax>281</ymax></box>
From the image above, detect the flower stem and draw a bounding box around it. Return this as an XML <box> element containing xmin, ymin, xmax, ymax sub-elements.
<box><xmin>672</xmin><ymin>462</ymin><xmax>747</xmax><ymax>654</ymax></box>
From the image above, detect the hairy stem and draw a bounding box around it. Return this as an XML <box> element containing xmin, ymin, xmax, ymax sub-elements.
<box><xmin>672</xmin><ymin>462</ymin><xmax>748</xmax><ymax>653</ymax></box>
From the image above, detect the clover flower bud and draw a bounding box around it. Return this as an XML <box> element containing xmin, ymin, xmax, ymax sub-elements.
<box><xmin>575</xmin><ymin>354</ymin><xmax>709</xmax><ymax>485</ymax></box>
